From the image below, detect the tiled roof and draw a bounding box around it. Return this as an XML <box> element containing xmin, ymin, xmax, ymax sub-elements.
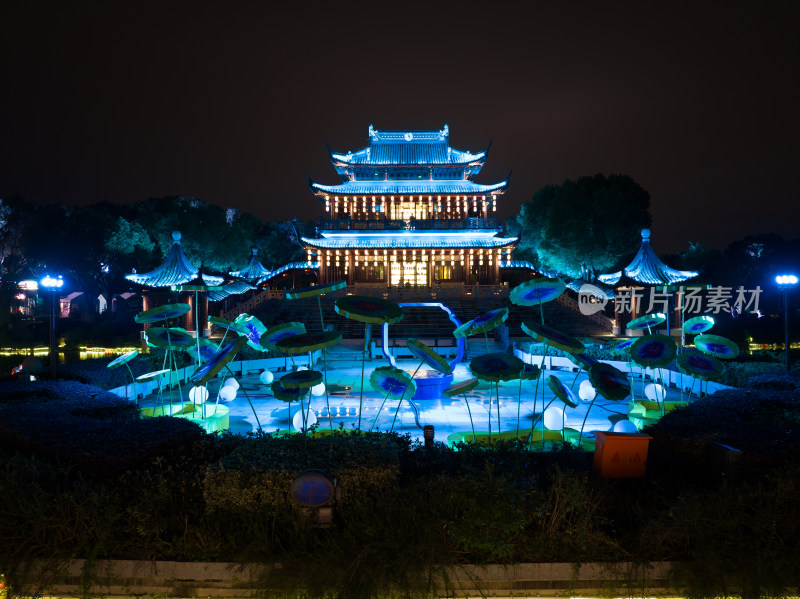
<box><xmin>125</xmin><ymin>231</ymin><xmax>223</xmax><ymax>288</ymax></box>
<box><xmin>565</xmin><ymin>279</ymin><xmax>616</xmax><ymax>300</ymax></box>
<box><xmin>230</xmin><ymin>248</ymin><xmax>272</xmax><ymax>285</ymax></box>
<box><xmin>597</xmin><ymin>229</ymin><xmax>699</xmax><ymax>286</ymax></box>
<box><xmin>310</xmin><ymin>179</ymin><xmax>507</xmax><ymax>196</ymax></box>
<box><xmin>208</xmin><ymin>280</ymin><xmax>256</xmax><ymax>302</ymax></box>
<box><xmin>302</xmin><ymin>231</ymin><xmax>517</xmax><ymax>250</ymax></box>
<box><xmin>499</xmin><ymin>260</ymin><xmax>538</xmax><ymax>271</ymax></box>
<box><xmin>330</xmin><ymin>124</ymin><xmax>486</xmax><ymax>166</ymax></box>
<box><xmin>264</xmin><ymin>262</ymin><xmax>318</xmax><ymax>279</ymax></box>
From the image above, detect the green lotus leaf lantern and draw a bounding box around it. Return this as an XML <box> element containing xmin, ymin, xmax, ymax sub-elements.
<box><xmin>369</xmin><ymin>366</ymin><xmax>416</xmax><ymax>400</ymax></box>
<box><xmin>208</xmin><ymin>315</ymin><xmax>248</xmax><ymax>336</ymax></box>
<box><xmin>443</xmin><ymin>378</ymin><xmax>480</xmax><ymax>397</ymax></box>
<box><xmin>189</xmin><ymin>337</ymin><xmax>248</xmax><ymax>386</ymax></box>
<box><xmin>334</xmin><ymin>296</ymin><xmax>403</xmax><ymax>324</ymax></box>
<box><xmin>630</xmin><ymin>334</ymin><xmax>677</xmax><ymax>368</ymax></box>
<box><xmin>520</xmin><ymin>363</ymin><xmax>542</xmax><ymax>380</ymax></box>
<box><xmin>280</xmin><ymin>369</ymin><xmax>324</xmax><ymax>389</ymax></box>
<box><xmin>407</xmin><ymin>338</ymin><xmax>452</xmax><ymax>375</ymax></box>
<box><xmin>135</xmin><ymin>303</ymin><xmax>190</xmax><ymax>324</ymax></box>
<box><xmin>566</xmin><ymin>352</ymin><xmax>598</xmax><ymax>371</ymax></box>
<box><xmin>260</xmin><ymin>322</ymin><xmax>307</xmax><ymax>350</ymax></box>
<box><xmin>286</xmin><ymin>280</ymin><xmax>346</xmax><ymax>299</ymax></box>
<box><xmin>677</xmin><ymin>351</ymin><xmax>724</xmax><ymax>381</ymax></box>
<box><xmin>588</xmin><ymin>363</ymin><xmax>631</xmax><ymax>401</ymax></box>
<box><xmin>510</xmin><ymin>277</ymin><xmax>565</xmax><ymax>306</ymax></box>
<box><xmin>683</xmin><ymin>315</ymin><xmax>715</xmax><ymax>335</ymax></box>
<box><xmin>547</xmin><ymin>375</ymin><xmax>578</xmax><ymax>408</ymax></box>
<box><xmin>136</xmin><ymin>369</ymin><xmax>170</xmax><ymax>383</ymax></box>
<box><xmin>614</xmin><ymin>338</ymin><xmax>637</xmax><ymax>351</ymax></box>
<box><xmin>271</xmin><ymin>379</ymin><xmax>306</xmax><ymax>402</ymax></box>
<box><xmin>469</xmin><ymin>352</ymin><xmax>525</xmax><ymax>382</ymax></box>
<box><xmin>233</xmin><ymin>313</ymin><xmax>268</xmax><ymax>352</ymax></box>
<box><xmin>185</xmin><ymin>338</ymin><xmax>218</xmax><ymax>363</ymax></box>
<box><xmin>453</xmin><ymin>307</ymin><xmax>509</xmax><ymax>338</ymax></box>
<box><xmin>694</xmin><ymin>334</ymin><xmax>740</xmax><ymax>360</ymax></box>
<box><xmin>521</xmin><ymin>321</ymin><xmax>585</xmax><ymax>354</ymax></box>
<box><xmin>107</xmin><ymin>350</ymin><xmax>138</xmax><ymax>370</ymax></box>
<box><xmin>275</xmin><ymin>331</ymin><xmax>342</xmax><ymax>355</ymax></box>
<box><xmin>627</xmin><ymin>313</ymin><xmax>666</xmax><ymax>331</ymax></box>
<box><xmin>145</xmin><ymin>327</ymin><xmax>195</xmax><ymax>349</ymax></box>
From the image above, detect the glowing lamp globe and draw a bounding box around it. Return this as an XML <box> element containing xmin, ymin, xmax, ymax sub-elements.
<box><xmin>311</xmin><ymin>382</ymin><xmax>326</xmax><ymax>396</ymax></box>
<box><xmin>222</xmin><ymin>377</ymin><xmax>240</xmax><ymax>390</ymax></box>
<box><xmin>218</xmin><ymin>386</ymin><xmax>236</xmax><ymax>402</ymax></box>
<box><xmin>259</xmin><ymin>370</ymin><xmax>274</xmax><ymax>385</ymax></box>
<box><xmin>293</xmin><ymin>409</ymin><xmax>318</xmax><ymax>432</ymax></box>
<box><xmin>613</xmin><ymin>419</ymin><xmax>638</xmax><ymax>433</ymax></box>
<box><xmin>39</xmin><ymin>275</ymin><xmax>64</xmax><ymax>289</ymax></box>
<box><xmin>543</xmin><ymin>406</ymin><xmax>564</xmax><ymax>431</ymax></box>
<box><xmin>775</xmin><ymin>275</ymin><xmax>798</xmax><ymax>286</ymax></box>
<box><xmin>578</xmin><ymin>380</ymin><xmax>596</xmax><ymax>403</ymax></box>
<box><xmin>189</xmin><ymin>386</ymin><xmax>209</xmax><ymax>404</ymax></box>
<box><xmin>644</xmin><ymin>383</ymin><xmax>666</xmax><ymax>402</ymax></box>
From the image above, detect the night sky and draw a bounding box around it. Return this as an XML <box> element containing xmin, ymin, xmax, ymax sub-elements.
<box><xmin>2</xmin><ymin>2</ymin><xmax>798</xmax><ymax>254</ymax></box>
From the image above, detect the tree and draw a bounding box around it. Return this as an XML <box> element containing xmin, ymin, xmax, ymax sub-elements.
<box><xmin>515</xmin><ymin>173</ymin><xmax>652</xmax><ymax>279</ymax></box>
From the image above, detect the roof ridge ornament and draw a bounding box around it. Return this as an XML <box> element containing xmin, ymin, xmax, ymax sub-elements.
<box><xmin>172</xmin><ymin>231</ymin><xmax>181</xmax><ymax>243</ymax></box>
<box><xmin>369</xmin><ymin>124</ymin><xmax>375</xmax><ymax>139</ymax></box>
<box><xmin>641</xmin><ymin>228</ymin><xmax>651</xmax><ymax>241</ymax></box>
<box><xmin>441</xmin><ymin>124</ymin><xmax>449</xmax><ymax>139</ymax></box>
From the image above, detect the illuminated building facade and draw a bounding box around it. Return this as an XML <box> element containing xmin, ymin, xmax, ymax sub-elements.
<box><xmin>302</xmin><ymin>125</ymin><xmax>517</xmax><ymax>288</ymax></box>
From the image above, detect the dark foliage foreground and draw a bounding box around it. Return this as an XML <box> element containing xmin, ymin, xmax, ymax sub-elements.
<box><xmin>0</xmin><ymin>376</ymin><xmax>798</xmax><ymax>598</ymax></box>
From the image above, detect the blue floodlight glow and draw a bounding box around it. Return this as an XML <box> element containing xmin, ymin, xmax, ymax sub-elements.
<box><xmin>39</xmin><ymin>275</ymin><xmax>64</xmax><ymax>289</ymax></box>
<box><xmin>776</xmin><ymin>275</ymin><xmax>798</xmax><ymax>286</ymax></box>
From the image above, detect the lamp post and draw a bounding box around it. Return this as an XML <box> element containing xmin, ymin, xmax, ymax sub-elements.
<box><xmin>39</xmin><ymin>275</ymin><xmax>63</xmax><ymax>380</ymax></box>
<box><xmin>775</xmin><ymin>274</ymin><xmax>798</xmax><ymax>372</ymax></box>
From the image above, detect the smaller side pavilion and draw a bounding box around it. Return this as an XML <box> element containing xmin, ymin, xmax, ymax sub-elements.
<box><xmin>126</xmin><ymin>231</ymin><xmax>224</xmax><ymax>337</ymax></box>
<box><xmin>598</xmin><ymin>229</ymin><xmax>699</xmax><ymax>335</ymax></box>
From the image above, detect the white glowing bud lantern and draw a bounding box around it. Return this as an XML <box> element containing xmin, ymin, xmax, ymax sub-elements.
<box><xmin>189</xmin><ymin>386</ymin><xmax>209</xmax><ymax>404</ymax></box>
<box><xmin>218</xmin><ymin>386</ymin><xmax>236</xmax><ymax>402</ymax></box>
<box><xmin>543</xmin><ymin>406</ymin><xmax>564</xmax><ymax>431</ymax></box>
<box><xmin>578</xmin><ymin>380</ymin><xmax>596</xmax><ymax>403</ymax></box>
<box><xmin>644</xmin><ymin>383</ymin><xmax>666</xmax><ymax>402</ymax></box>
<box><xmin>311</xmin><ymin>382</ymin><xmax>326</xmax><ymax>396</ymax></box>
<box><xmin>292</xmin><ymin>409</ymin><xmax>318</xmax><ymax>432</ymax></box>
<box><xmin>613</xmin><ymin>419</ymin><xmax>638</xmax><ymax>433</ymax></box>
<box><xmin>222</xmin><ymin>377</ymin><xmax>240</xmax><ymax>390</ymax></box>
<box><xmin>259</xmin><ymin>370</ymin><xmax>274</xmax><ymax>385</ymax></box>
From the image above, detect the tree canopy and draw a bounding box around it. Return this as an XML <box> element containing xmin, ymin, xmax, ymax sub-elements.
<box><xmin>0</xmin><ymin>196</ymin><xmax>312</xmax><ymax>300</ymax></box>
<box><xmin>515</xmin><ymin>173</ymin><xmax>652</xmax><ymax>279</ymax></box>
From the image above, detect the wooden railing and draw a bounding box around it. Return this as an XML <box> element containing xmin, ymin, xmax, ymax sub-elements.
<box><xmin>555</xmin><ymin>291</ymin><xmax>614</xmax><ymax>331</ymax></box>
<box><xmin>318</xmin><ymin>218</ymin><xmax>498</xmax><ymax>231</ymax></box>
<box><xmin>349</xmin><ymin>283</ymin><xmax>508</xmax><ymax>300</ymax></box>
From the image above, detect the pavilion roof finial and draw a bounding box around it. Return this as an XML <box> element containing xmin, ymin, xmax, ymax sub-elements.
<box><xmin>641</xmin><ymin>228</ymin><xmax>651</xmax><ymax>241</ymax></box>
<box><xmin>172</xmin><ymin>231</ymin><xmax>181</xmax><ymax>243</ymax></box>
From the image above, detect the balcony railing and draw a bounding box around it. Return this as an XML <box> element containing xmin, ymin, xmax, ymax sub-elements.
<box><xmin>318</xmin><ymin>218</ymin><xmax>498</xmax><ymax>231</ymax></box>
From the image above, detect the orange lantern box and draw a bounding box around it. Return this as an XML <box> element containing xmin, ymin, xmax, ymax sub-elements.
<box><xmin>592</xmin><ymin>431</ymin><xmax>653</xmax><ymax>478</ymax></box>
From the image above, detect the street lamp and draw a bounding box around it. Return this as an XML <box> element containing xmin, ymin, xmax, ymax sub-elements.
<box><xmin>775</xmin><ymin>274</ymin><xmax>798</xmax><ymax>372</ymax></box>
<box><xmin>39</xmin><ymin>275</ymin><xmax>63</xmax><ymax>380</ymax></box>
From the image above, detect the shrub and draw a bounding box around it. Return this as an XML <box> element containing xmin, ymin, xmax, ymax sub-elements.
<box><xmin>644</xmin><ymin>386</ymin><xmax>800</xmax><ymax>486</ymax></box>
<box><xmin>0</xmin><ymin>380</ymin><xmax>204</xmax><ymax>477</ymax></box>
<box><xmin>204</xmin><ymin>432</ymin><xmax>405</xmax><ymax>515</ymax></box>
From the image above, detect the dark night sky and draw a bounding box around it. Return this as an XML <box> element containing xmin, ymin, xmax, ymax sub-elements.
<box><xmin>1</xmin><ymin>2</ymin><xmax>798</xmax><ymax>254</ymax></box>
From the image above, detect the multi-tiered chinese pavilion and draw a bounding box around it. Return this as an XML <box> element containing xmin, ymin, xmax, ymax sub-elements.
<box><xmin>302</xmin><ymin>125</ymin><xmax>517</xmax><ymax>290</ymax></box>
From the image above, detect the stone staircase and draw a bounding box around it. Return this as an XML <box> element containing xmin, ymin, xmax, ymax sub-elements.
<box><xmin>223</xmin><ymin>292</ymin><xmax>613</xmax><ymax>342</ymax></box>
